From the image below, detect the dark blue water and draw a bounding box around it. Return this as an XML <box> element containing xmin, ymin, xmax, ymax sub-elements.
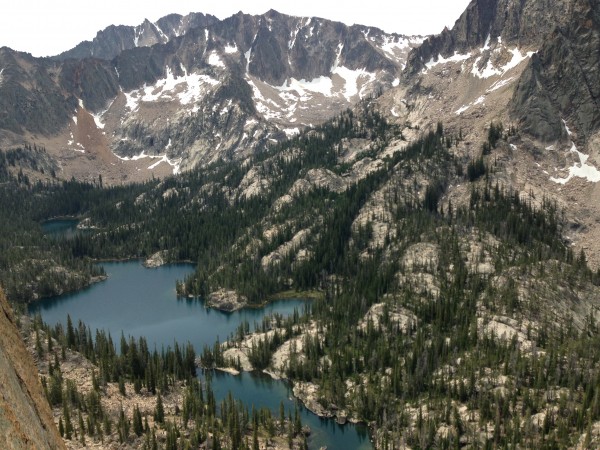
<box><xmin>41</xmin><ymin>219</ymin><xmax>81</xmax><ymax>239</ymax></box>
<box><xmin>209</xmin><ymin>371</ymin><xmax>372</xmax><ymax>450</ymax></box>
<box><xmin>29</xmin><ymin>261</ymin><xmax>372</xmax><ymax>449</ymax></box>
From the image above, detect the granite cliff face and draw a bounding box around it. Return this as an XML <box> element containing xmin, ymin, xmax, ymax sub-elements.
<box><xmin>0</xmin><ymin>289</ymin><xmax>65</xmax><ymax>450</ymax></box>
<box><xmin>401</xmin><ymin>0</ymin><xmax>600</xmax><ymax>145</ymax></box>
<box><xmin>511</xmin><ymin>0</ymin><xmax>600</xmax><ymax>143</ymax></box>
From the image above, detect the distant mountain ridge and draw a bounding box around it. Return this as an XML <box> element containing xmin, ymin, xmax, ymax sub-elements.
<box><xmin>0</xmin><ymin>9</ymin><xmax>423</xmax><ymax>182</ymax></box>
<box><xmin>53</xmin><ymin>13</ymin><xmax>220</xmax><ymax>61</ymax></box>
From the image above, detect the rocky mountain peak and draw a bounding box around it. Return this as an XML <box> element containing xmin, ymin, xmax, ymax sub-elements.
<box><xmin>406</xmin><ymin>0</ymin><xmax>572</xmax><ymax>75</ymax></box>
<box><xmin>54</xmin><ymin>12</ymin><xmax>219</xmax><ymax>61</ymax></box>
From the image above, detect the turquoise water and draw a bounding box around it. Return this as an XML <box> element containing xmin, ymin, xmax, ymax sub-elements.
<box><xmin>30</xmin><ymin>260</ymin><xmax>372</xmax><ymax>449</ymax></box>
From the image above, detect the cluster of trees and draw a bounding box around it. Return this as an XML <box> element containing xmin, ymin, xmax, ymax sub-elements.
<box><xmin>4</xmin><ymin>96</ymin><xmax>600</xmax><ymax>448</ymax></box>
<box><xmin>268</xmin><ymin>179</ymin><xmax>600</xmax><ymax>448</ymax></box>
<box><xmin>0</xmin><ymin>145</ymin><xmax>55</xmax><ymax>182</ymax></box>
<box><xmin>32</xmin><ymin>314</ymin><xmax>308</xmax><ymax>449</ymax></box>
<box><xmin>0</xmin><ymin>179</ymin><xmax>104</xmax><ymax>304</ymax></box>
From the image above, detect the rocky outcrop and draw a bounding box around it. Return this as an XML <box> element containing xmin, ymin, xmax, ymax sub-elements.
<box><xmin>0</xmin><ymin>289</ymin><xmax>66</xmax><ymax>449</ymax></box>
<box><xmin>206</xmin><ymin>289</ymin><xmax>248</xmax><ymax>312</ymax></box>
<box><xmin>143</xmin><ymin>250</ymin><xmax>170</xmax><ymax>268</ymax></box>
<box><xmin>292</xmin><ymin>382</ymin><xmax>334</xmax><ymax>419</ymax></box>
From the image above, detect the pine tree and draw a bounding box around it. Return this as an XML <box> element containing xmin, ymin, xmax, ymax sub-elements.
<box><xmin>133</xmin><ymin>405</ymin><xmax>143</xmax><ymax>436</ymax></box>
<box><xmin>154</xmin><ymin>392</ymin><xmax>165</xmax><ymax>424</ymax></box>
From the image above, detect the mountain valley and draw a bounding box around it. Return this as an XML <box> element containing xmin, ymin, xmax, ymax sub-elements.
<box><xmin>2</xmin><ymin>0</ymin><xmax>600</xmax><ymax>449</ymax></box>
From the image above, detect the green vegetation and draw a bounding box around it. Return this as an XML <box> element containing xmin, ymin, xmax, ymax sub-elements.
<box><xmin>32</xmin><ymin>314</ymin><xmax>307</xmax><ymax>449</ymax></box>
<box><xmin>1</xmin><ymin>100</ymin><xmax>600</xmax><ymax>448</ymax></box>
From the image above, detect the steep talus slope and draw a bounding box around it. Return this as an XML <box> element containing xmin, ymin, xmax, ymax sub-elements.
<box><xmin>0</xmin><ymin>289</ymin><xmax>65</xmax><ymax>449</ymax></box>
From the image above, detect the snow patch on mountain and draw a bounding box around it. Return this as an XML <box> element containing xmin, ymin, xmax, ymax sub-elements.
<box><xmin>92</xmin><ymin>113</ymin><xmax>105</xmax><ymax>129</ymax></box>
<box><xmin>283</xmin><ymin>128</ymin><xmax>300</xmax><ymax>137</ymax></box>
<box><xmin>380</xmin><ymin>36</ymin><xmax>410</xmax><ymax>53</ymax></box>
<box><xmin>455</xmin><ymin>95</ymin><xmax>486</xmax><ymax>115</ymax></box>
<box><xmin>550</xmin><ymin>143</ymin><xmax>600</xmax><ymax>184</ymax></box>
<box><xmin>423</xmin><ymin>52</ymin><xmax>472</xmax><ymax>72</ymax></box>
<box><xmin>471</xmin><ymin>47</ymin><xmax>535</xmax><ymax>79</ymax></box>
<box><xmin>224</xmin><ymin>44</ymin><xmax>238</xmax><ymax>54</ymax></box>
<box><xmin>244</xmin><ymin>48</ymin><xmax>252</xmax><ymax>73</ymax></box>
<box><xmin>123</xmin><ymin>67</ymin><xmax>219</xmax><ymax>112</ymax></box>
<box><xmin>563</xmin><ymin>120</ymin><xmax>573</xmax><ymax>137</ymax></box>
<box><xmin>550</xmin><ymin>121</ymin><xmax>600</xmax><ymax>184</ymax></box>
<box><xmin>208</xmin><ymin>52</ymin><xmax>225</xmax><ymax>68</ymax></box>
<box><xmin>378</xmin><ymin>35</ymin><xmax>425</xmax><ymax>64</ymax></box>
<box><xmin>246</xmin><ymin>64</ymin><xmax>378</xmax><ymax>126</ymax></box>
<box><xmin>482</xmin><ymin>34</ymin><xmax>492</xmax><ymax>51</ymax></box>
<box><xmin>455</xmin><ymin>105</ymin><xmax>470</xmax><ymax>115</ymax></box>
<box><xmin>133</xmin><ymin>27</ymin><xmax>141</xmax><ymax>47</ymax></box>
<box><xmin>0</xmin><ymin>69</ymin><xmax>4</xmax><ymax>87</ymax></box>
<box><xmin>275</xmin><ymin>76</ymin><xmax>333</xmax><ymax>97</ymax></box>
<box><xmin>333</xmin><ymin>67</ymin><xmax>376</xmax><ymax>101</ymax></box>
<box><xmin>153</xmin><ymin>22</ymin><xmax>168</xmax><ymax>43</ymax></box>
<box><xmin>114</xmin><ymin>150</ymin><xmax>181</xmax><ymax>175</ymax></box>
<box><xmin>487</xmin><ymin>77</ymin><xmax>516</xmax><ymax>93</ymax></box>
<box><xmin>174</xmin><ymin>18</ymin><xmax>185</xmax><ymax>37</ymax></box>
<box><xmin>288</xmin><ymin>23</ymin><xmax>302</xmax><ymax>50</ymax></box>
<box><xmin>331</xmin><ymin>43</ymin><xmax>344</xmax><ymax>71</ymax></box>
<box><xmin>147</xmin><ymin>154</ymin><xmax>182</xmax><ymax>174</ymax></box>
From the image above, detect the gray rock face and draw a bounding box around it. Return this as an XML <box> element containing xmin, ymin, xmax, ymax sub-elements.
<box><xmin>511</xmin><ymin>0</ymin><xmax>600</xmax><ymax>143</ymax></box>
<box><xmin>400</xmin><ymin>0</ymin><xmax>600</xmax><ymax>146</ymax></box>
<box><xmin>54</xmin><ymin>13</ymin><xmax>219</xmax><ymax>61</ymax></box>
<box><xmin>0</xmin><ymin>49</ymin><xmax>78</xmax><ymax>136</ymax></box>
<box><xmin>0</xmin><ymin>289</ymin><xmax>66</xmax><ymax>450</ymax></box>
<box><xmin>406</xmin><ymin>0</ymin><xmax>572</xmax><ymax>74</ymax></box>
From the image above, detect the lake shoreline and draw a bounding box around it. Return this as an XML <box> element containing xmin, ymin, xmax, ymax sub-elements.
<box><xmin>214</xmin><ymin>321</ymin><xmax>370</xmax><ymax>431</ymax></box>
<box><xmin>29</xmin><ymin>260</ymin><xmax>371</xmax><ymax>449</ymax></box>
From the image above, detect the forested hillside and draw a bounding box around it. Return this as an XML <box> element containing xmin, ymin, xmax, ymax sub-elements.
<box><xmin>2</xmin><ymin>97</ymin><xmax>600</xmax><ymax>448</ymax></box>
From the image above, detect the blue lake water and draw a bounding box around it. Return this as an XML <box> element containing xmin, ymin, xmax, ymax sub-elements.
<box><xmin>41</xmin><ymin>218</ymin><xmax>81</xmax><ymax>239</ymax></box>
<box><xmin>29</xmin><ymin>260</ymin><xmax>372</xmax><ymax>449</ymax></box>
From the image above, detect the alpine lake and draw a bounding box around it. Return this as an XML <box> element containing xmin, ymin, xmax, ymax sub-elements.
<box><xmin>33</xmin><ymin>220</ymin><xmax>373</xmax><ymax>449</ymax></box>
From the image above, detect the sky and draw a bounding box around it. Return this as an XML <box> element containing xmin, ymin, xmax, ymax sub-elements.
<box><xmin>1</xmin><ymin>1</ymin><xmax>471</xmax><ymax>57</ymax></box>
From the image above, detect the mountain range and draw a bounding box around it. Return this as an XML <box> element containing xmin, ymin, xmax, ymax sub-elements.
<box><xmin>0</xmin><ymin>10</ymin><xmax>422</xmax><ymax>182</ymax></box>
